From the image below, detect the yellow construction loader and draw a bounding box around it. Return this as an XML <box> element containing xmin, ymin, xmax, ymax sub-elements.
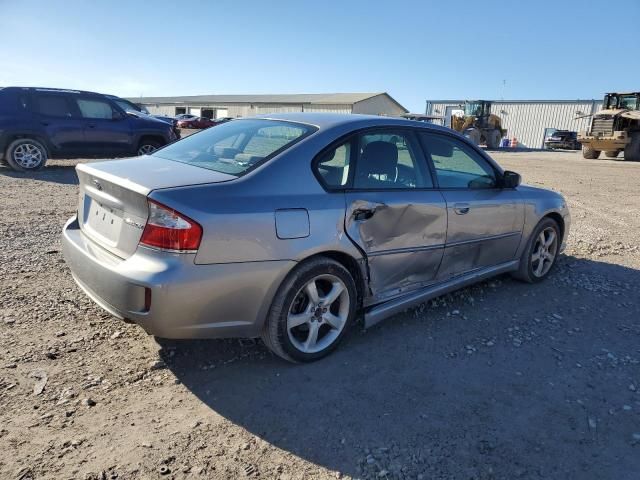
<box><xmin>451</xmin><ymin>100</ymin><xmax>505</xmax><ymax>148</ymax></box>
<box><xmin>577</xmin><ymin>92</ymin><xmax>640</xmax><ymax>160</ymax></box>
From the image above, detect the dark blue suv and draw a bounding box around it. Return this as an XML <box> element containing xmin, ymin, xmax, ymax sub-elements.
<box><xmin>0</xmin><ymin>87</ymin><xmax>178</xmax><ymax>171</ymax></box>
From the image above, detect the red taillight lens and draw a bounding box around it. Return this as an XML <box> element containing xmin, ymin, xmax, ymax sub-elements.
<box><xmin>140</xmin><ymin>200</ymin><xmax>202</xmax><ymax>251</ymax></box>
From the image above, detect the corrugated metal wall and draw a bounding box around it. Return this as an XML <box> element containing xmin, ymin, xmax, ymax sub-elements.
<box><xmin>303</xmin><ymin>104</ymin><xmax>352</xmax><ymax>114</ymax></box>
<box><xmin>145</xmin><ymin>103</ymin><xmax>351</xmax><ymax>117</ymax></box>
<box><xmin>426</xmin><ymin>100</ymin><xmax>603</xmax><ymax>148</ymax></box>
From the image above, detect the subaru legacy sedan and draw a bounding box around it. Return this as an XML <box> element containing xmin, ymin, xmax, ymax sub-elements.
<box><xmin>62</xmin><ymin>113</ymin><xmax>570</xmax><ymax>362</ymax></box>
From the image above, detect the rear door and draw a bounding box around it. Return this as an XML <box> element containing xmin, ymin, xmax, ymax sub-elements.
<box><xmin>73</xmin><ymin>96</ymin><xmax>132</xmax><ymax>155</ymax></box>
<box><xmin>331</xmin><ymin>129</ymin><xmax>447</xmax><ymax>301</ymax></box>
<box><xmin>418</xmin><ymin>132</ymin><xmax>524</xmax><ymax>279</ymax></box>
<box><xmin>32</xmin><ymin>91</ymin><xmax>86</xmax><ymax>156</ymax></box>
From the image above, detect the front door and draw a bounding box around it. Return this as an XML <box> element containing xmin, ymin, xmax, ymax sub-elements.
<box><xmin>418</xmin><ymin>131</ymin><xmax>524</xmax><ymax>279</ymax></box>
<box><xmin>73</xmin><ymin>96</ymin><xmax>132</xmax><ymax>155</ymax></box>
<box><xmin>330</xmin><ymin>129</ymin><xmax>447</xmax><ymax>301</ymax></box>
<box><xmin>32</xmin><ymin>91</ymin><xmax>86</xmax><ymax>156</ymax></box>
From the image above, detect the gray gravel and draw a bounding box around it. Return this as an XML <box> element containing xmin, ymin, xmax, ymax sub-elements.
<box><xmin>1</xmin><ymin>150</ymin><xmax>639</xmax><ymax>479</ymax></box>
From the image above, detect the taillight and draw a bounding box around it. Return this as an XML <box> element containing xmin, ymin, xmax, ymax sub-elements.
<box><xmin>139</xmin><ymin>200</ymin><xmax>202</xmax><ymax>252</ymax></box>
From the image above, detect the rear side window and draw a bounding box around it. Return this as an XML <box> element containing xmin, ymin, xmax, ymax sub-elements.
<box><xmin>36</xmin><ymin>94</ymin><xmax>74</xmax><ymax>117</ymax></box>
<box><xmin>76</xmin><ymin>99</ymin><xmax>116</xmax><ymax>119</ymax></box>
<box><xmin>152</xmin><ymin>119</ymin><xmax>314</xmax><ymax>176</ymax></box>
<box><xmin>0</xmin><ymin>90</ymin><xmax>29</xmax><ymax>113</ymax></box>
<box><xmin>316</xmin><ymin>141</ymin><xmax>351</xmax><ymax>188</ymax></box>
<box><xmin>353</xmin><ymin>131</ymin><xmax>432</xmax><ymax>189</ymax></box>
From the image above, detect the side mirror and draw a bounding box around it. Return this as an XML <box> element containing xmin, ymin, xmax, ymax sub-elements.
<box><xmin>502</xmin><ymin>170</ymin><xmax>521</xmax><ymax>188</ymax></box>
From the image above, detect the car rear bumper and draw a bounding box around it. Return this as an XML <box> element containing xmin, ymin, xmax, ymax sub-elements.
<box><xmin>545</xmin><ymin>141</ymin><xmax>577</xmax><ymax>149</ymax></box>
<box><xmin>62</xmin><ymin>216</ymin><xmax>294</xmax><ymax>339</ymax></box>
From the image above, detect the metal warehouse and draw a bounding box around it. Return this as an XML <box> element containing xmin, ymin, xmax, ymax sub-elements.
<box><xmin>134</xmin><ymin>92</ymin><xmax>407</xmax><ymax>119</ymax></box>
<box><xmin>426</xmin><ymin>99</ymin><xmax>604</xmax><ymax>148</ymax></box>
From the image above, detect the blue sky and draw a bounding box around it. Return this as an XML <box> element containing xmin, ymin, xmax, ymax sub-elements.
<box><xmin>1</xmin><ymin>0</ymin><xmax>638</xmax><ymax>112</ymax></box>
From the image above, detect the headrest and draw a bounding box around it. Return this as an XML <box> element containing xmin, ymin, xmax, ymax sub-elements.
<box><xmin>360</xmin><ymin>141</ymin><xmax>398</xmax><ymax>178</ymax></box>
<box><xmin>213</xmin><ymin>146</ymin><xmax>238</xmax><ymax>158</ymax></box>
<box><xmin>234</xmin><ymin>153</ymin><xmax>264</xmax><ymax>165</ymax></box>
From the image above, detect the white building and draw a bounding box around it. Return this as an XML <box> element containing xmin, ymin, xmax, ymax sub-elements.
<box><xmin>425</xmin><ymin>99</ymin><xmax>604</xmax><ymax>148</ymax></box>
<box><xmin>133</xmin><ymin>92</ymin><xmax>407</xmax><ymax>119</ymax></box>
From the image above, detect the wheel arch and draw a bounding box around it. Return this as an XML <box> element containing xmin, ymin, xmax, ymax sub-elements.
<box><xmin>543</xmin><ymin>211</ymin><xmax>565</xmax><ymax>243</ymax></box>
<box><xmin>5</xmin><ymin>133</ymin><xmax>52</xmax><ymax>157</ymax></box>
<box><xmin>137</xmin><ymin>134</ymin><xmax>166</xmax><ymax>146</ymax></box>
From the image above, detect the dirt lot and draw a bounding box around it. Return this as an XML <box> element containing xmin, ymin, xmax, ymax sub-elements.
<box><xmin>1</xmin><ymin>150</ymin><xmax>639</xmax><ymax>480</ymax></box>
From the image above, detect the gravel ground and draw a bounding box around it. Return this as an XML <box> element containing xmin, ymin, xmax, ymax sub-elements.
<box><xmin>1</xmin><ymin>150</ymin><xmax>639</xmax><ymax>480</ymax></box>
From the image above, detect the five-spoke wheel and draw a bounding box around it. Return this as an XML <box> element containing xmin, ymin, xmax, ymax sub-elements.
<box><xmin>512</xmin><ymin>217</ymin><xmax>561</xmax><ymax>283</ymax></box>
<box><xmin>287</xmin><ymin>274</ymin><xmax>350</xmax><ymax>354</ymax></box>
<box><xmin>531</xmin><ymin>226</ymin><xmax>558</xmax><ymax>278</ymax></box>
<box><xmin>262</xmin><ymin>257</ymin><xmax>357</xmax><ymax>362</ymax></box>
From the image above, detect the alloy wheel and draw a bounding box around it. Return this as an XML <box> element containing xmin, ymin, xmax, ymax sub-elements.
<box><xmin>13</xmin><ymin>143</ymin><xmax>44</xmax><ymax>169</ymax></box>
<box><xmin>287</xmin><ymin>274</ymin><xmax>350</xmax><ymax>354</ymax></box>
<box><xmin>138</xmin><ymin>144</ymin><xmax>157</xmax><ymax>155</ymax></box>
<box><xmin>531</xmin><ymin>227</ymin><xmax>558</xmax><ymax>277</ymax></box>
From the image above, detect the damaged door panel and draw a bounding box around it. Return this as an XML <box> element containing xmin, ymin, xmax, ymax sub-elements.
<box><xmin>345</xmin><ymin>191</ymin><xmax>447</xmax><ymax>301</ymax></box>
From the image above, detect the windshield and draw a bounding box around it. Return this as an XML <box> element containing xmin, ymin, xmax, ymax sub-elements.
<box><xmin>464</xmin><ymin>102</ymin><xmax>483</xmax><ymax>116</ymax></box>
<box><xmin>619</xmin><ymin>95</ymin><xmax>639</xmax><ymax>110</ymax></box>
<box><xmin>152</xmin><ymin>119</ymin><xmax>315</xmax><ymax>175</ymax></box>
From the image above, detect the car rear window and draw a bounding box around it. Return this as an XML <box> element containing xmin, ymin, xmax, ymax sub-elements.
<box><xmin>152</xmin><ymin>119</ymin><xmax>315</xmax><ymax>176</ymax></box>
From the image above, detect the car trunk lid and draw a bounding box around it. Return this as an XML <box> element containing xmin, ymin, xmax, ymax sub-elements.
<box><xmin>76</xmin><ymin>156</ymin><xmax>236</xmax><ymax>258</ymax></box>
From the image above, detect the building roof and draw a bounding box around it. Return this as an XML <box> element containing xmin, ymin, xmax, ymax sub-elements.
<box><xmin>131</xmin><ymin>92</ymin><xmax>405</xmax><ymax>108</ymax></box>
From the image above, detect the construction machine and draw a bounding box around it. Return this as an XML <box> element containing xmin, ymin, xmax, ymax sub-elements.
<box><xmin>577</xmin><ymin>92</ymin><xmax>640</xmax><ymax>160</ymax></box>
<box><xmin>451</xmin><ymin>100</ymin><xmax>504</xmax><ymax>148</ymax></box>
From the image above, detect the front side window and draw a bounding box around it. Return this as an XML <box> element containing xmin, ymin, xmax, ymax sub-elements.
<box><xmin>420</xmin><ymin>133</ymin><xmax>497</xmax><ymax>189</ymax></box>
<box><xmin>36</xmin><ymin>94</ymin><xmax>73</xmax><ymax>117</ymax></box>
<box><xmin>76</xmin><ymin>99</ymin><xmax>116</xmax><ymax>119</ymax></box>
<box><xmin>353</xmin><ymin>131</ymin><xmax>432</xmax><ymax>189</ymax></box>
<box><xmin>113</xmin><ymin>99</ymin><xmax>141</xmax><ymax>113</ymax></box>
<box><xmin>152</xmin><ymin>119</ymin><xmax>314</xmax><ymax>176</ymax></box>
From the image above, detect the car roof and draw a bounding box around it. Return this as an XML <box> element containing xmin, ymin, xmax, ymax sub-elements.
<box><xmin>250</xmin><ymin>112</ymin><xmax>452</xmax><ymax>133</ymax></box>
<box><xmin>2</xmin><ymin>86</ymin><xmax>106</xmax><ymax>96</ymax></box>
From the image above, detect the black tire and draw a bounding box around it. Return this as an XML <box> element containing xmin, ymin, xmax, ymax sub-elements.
<box><xmin>485</xmin><ymin>129</ymin><xmax>501</xmax><ymax>149</ymax></box>
<box><xmin>5</xmin><ymin>138</ymin><xmax>48</xmax><ymax>171</ymax></box>
<box><xmin>137</xmin><ymin>139</ymin><xmax>163</xmax><ymax>156</ymax></box>
<box><xmin>624</xmin><ymin>133</ymin><xmax>640</xmax><ymax>162</ymax></box>
<box><xmin>582</xmin><ymin>145</ymin><xmax>600</xmax><ymax>159</ymax></box>
<box><xmin>261</xmin><ymin>257</ymin><xmax>357</xmax><ymax>363</ymax></box>
<box><xmin>511</xmin><ymin>217</ymin><xmax>561</xmax><ymax>284</ymax></box>
<box><xmin>463</xmin><ymin>128</ymin><xmax>481</xmax><ymax>146</ymax></box>
<box><xmin>604</xmin><ymin>150</ymin><xmax>619</xmax><ymax>158</ymax></box>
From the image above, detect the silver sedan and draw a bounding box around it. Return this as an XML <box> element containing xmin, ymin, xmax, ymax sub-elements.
<box><xmin>62</xmin><ymin>113</ymin><xmax>570</xmax><ymax>362</ymax></box>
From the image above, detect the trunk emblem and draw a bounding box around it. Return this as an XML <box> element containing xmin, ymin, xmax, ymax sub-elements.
<box><xmin>92</xmin><ymin>179</ymin><xmax>103</xmax><ymax>191</ymax></box>
<box><xmin>124</xmin><ymin>217</ymin><xmax>145</xmax><ymax>230</ymax></box>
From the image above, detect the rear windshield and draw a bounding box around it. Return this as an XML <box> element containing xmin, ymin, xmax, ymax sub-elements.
<box><xmin>153</xmin><ymin>119</ymin><xmax>315</xmax><ymax>175</ymax></box>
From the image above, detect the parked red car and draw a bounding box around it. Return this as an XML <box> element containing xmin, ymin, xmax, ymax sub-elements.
<box><xmin>176</xmin><ymin>116</ymin><xmax>217</xmax><ymax>129</ymax></box>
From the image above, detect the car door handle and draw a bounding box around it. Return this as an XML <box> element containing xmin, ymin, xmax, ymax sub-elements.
<box><xmin>353</xmin><ymin>207</ymin><xmax>377</xmax><ymax>221</ymax></box>
<box><xmin>453</xmin><ymin>203</ymin><xmax>470</xmax><ymax>215</ymax></box>
<box><xmin>40</xmin><ymin>121</ymin><xmax>49</xmax><ymax>126</ymax></box>
<box><xmin>87</xmin><ymin>124</ymin><xmax>96</xmax><ymax>129</ymax></box>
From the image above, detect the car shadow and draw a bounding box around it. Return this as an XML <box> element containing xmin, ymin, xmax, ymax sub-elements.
<box><xmin>157</xmin><ymin>255</ymin><xmax>640</xmax><ymax>478</ymax></box>
<box><xmin>0</xmin><ymin>163</ymin><xmax>79</xmax><ymax>185</ymax></box>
